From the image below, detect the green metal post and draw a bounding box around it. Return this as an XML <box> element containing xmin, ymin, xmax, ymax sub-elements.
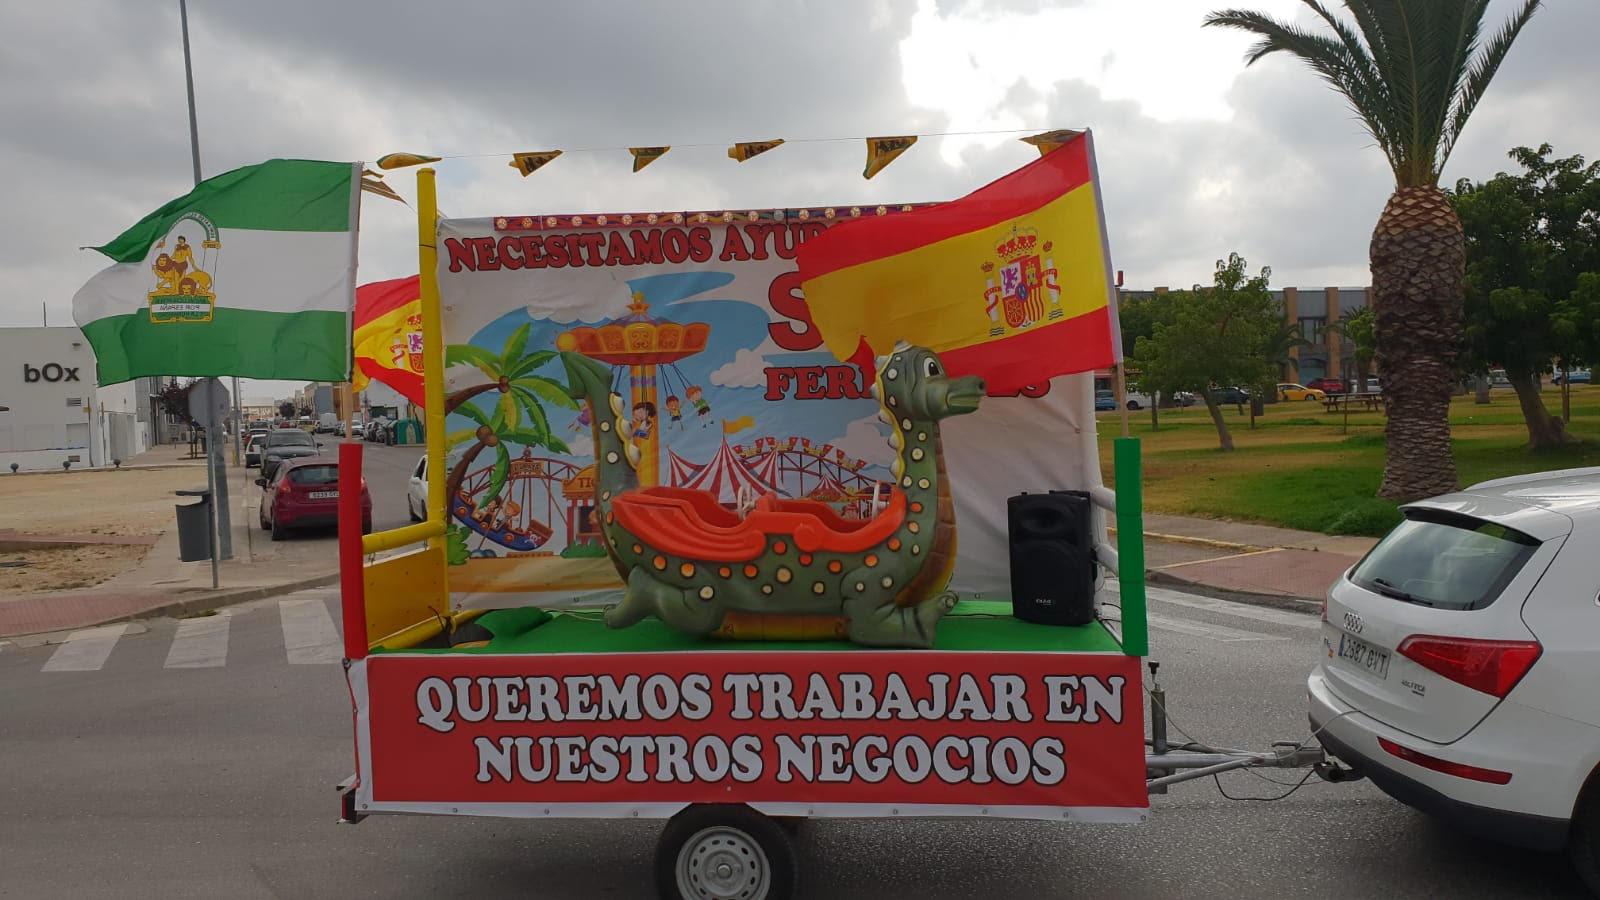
<box><xmin>1114</xmin><ymin>437</ymin><xmax>1148</xmax><ymax>657</ymax></box>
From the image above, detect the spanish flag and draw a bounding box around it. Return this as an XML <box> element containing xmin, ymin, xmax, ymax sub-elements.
<box><xmin>795</xmin><ymin>131</ymin><xmax>1119</xmax><ymax>395</ymax></box>
<box><xmin>351</xmin><ymin>275</ymin><xmax>426</xmax><ymax>405</ymax></box>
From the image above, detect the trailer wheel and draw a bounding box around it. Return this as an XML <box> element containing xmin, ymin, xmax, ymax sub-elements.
<box><xmin>656</xmin><ymin>804</ymin><xmax>795</xmax><ymax>900</ymax></box>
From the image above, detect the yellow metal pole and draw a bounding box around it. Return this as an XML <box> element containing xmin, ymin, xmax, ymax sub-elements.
<box><xmin>418</xmin><ymin>168</ymin><xmax>448</xmax><ymax>552</ymax></box>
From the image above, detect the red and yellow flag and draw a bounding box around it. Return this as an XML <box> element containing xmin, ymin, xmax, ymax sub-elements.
<box><xmin>351</xmin><ymin>275</ymin><xmax>426</xmax><ymax>406</ymax></box>
<box><xmin>796</xmin><ymin>132</ymin><xmax>1119</xmax><ymax>395</ymax></box>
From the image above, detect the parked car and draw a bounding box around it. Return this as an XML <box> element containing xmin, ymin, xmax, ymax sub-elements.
<box><xmin>1210</xmin><ymin>386</ymin><xmax>1252</xmax><ymax>405</ymax></box>
<box><xmin>1171</xmin><ymin>391</ymin><xmax>1199</xmax><ymax>407</ymax></box>
<box><xmin>1554</xmin><ymin>368</ymin><xmax>1592</xmax><ymax>385</ymax></box>
<box><xmin>1094</xmin><ymin>389</ymin><xmax>1116</xmax><ymax>411</ymax></box>
<box><xmin>260</xmin><ymin>428</ymin><xmax>320</xmax><ymax>480</ymax></box>
<box><xmin>1309</xmin><ymin>468</ymin><xmax>1600</xmax><ymax>890</ymax></box>
<box><xmin>245</xmin><ymin>431</ymin><xmax>269</xmax><ymax>468</ymax></box>
<box><xmin>1278</xmin><ymin>383</ymin><xmax>1327</xmax><ymax>402</ymax></box>
<box><xmin>1488</xmin><ymin>369</ymin><xmax>1512</xmax><ymax>388</ymax></box>
<box><xmin>407</xmin><ymin>455</ymin><xmax>429</xmax><ymax>522</ymax></box>
<box><xmin>1305</xmin><ymin>377</ymin><xmax>1347</xmax><ymax>395</ymax></box>
<box><xmin>1124</xmin><ymin>390</ymin><xmax>1151</xmax><ymax>411</ymax></box>
<box><xmin>257</xmin><ymin>457</ymin><xmax>371</xmax><ymax>541</ymax></box>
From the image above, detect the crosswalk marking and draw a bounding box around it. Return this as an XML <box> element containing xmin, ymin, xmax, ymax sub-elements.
<box><xmin>1145</xmin><ymin>612</ymin><xmax>1290</xmax><ymax>643</ymax></box>
<box><xmin>41</xmin><ymin>623</ymin><xmax>129</xmax><ymax>672</ymax></box>
<box><xmin>164</xmin><ymin>613</ymin><xmax>231</xmax><ymax>668</ymax></box>
<box><xmin>279</xmin><ymin>597</ymin><xmax>342</xmax><ymax>664</ymax></box>
<box><xmin>13</xmin><ymin>588</ymin><xmax>1311</xmax><ymax>674</ymax></box>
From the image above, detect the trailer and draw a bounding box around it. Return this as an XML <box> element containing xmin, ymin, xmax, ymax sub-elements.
<box><xmin>336</xmin><ymin>144</ymin><xmax>1329</xmax><ymax>900</ymax></box>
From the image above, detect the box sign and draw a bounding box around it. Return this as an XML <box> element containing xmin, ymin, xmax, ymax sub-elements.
<box><xmin>357</xmin><ymin>651</ymin><xmax>1148</xmax><ymax>821</ymax></box>
<box><xmin>23</xmin><ymin>363</ymin><xmax>81</xmax><ymax>383</ymax></box>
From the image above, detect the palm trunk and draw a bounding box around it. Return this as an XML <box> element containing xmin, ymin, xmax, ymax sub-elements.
<box><xmin>1507</xmin><ymin>370</ymin><xmax>1568</xmax><ymax>449</ymax></box>
<box><xmin>1371</xmin><ymin>187</ymin><xmax>1464</xmax><ymax>502</ymax></box>
<box><xmin>445</xmin><ymin>440</ymin><xmax>490</xmax><ymax>505</ymax></box>
<box><xmin>1203</xmin><ymin>397</ymin><xmax>1234</xmax><ymax>451</ymax></box>
<box><xmin>1474</xmin><ymin>376</ymin><xmax>1491</xmax><ymax>405</ymax></box>
<box><xmin>444</xmin><ymin>382</ymin><xmax>501</xmax><ymax>416</ymax></box>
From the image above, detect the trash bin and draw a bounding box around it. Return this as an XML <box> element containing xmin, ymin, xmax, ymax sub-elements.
<box><xmin>174</xmin><ymin>489</ymin><xmax>212</xmax><ymax>562</ymax></box>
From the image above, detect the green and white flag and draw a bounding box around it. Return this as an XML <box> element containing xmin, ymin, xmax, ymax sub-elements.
<box><xmin>73</xmin><ymin>158</ymin><xmax>361</xmax><ymax>384</ymax></box>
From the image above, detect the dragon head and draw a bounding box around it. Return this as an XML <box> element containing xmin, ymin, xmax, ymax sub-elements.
<box><xmin>874</xmin><ymin>343</ymin><xmax>985</xmax><ymax>422</ymax></box>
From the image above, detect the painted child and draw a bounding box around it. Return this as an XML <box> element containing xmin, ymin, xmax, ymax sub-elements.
<box><xmin>664</xmin><ymin>395</ymin><xmax>683</xmax><ymax>429</ymax></box>
<box><xmin>686</xmin><ymin>385</ymin><xmax>711</xmax><ymax>427</ymax></box>
<box><xmin>631</xmin><ymin>401</ymin><xmax>656</xmax><ymax>440</ymax></box>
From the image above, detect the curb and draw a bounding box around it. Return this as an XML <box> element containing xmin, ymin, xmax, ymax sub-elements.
<box><xmin>1148</xmin><ymin>568</ymin><xmax>1323</xmax><ymax>613</ymax></box>
<box><xmin>1107</xmin><ymin>526</ymin><xmax>1265</xmax><ymax>554</ymax></box>
<box><xmin>0</xmin><ymin>571</ymin><xmax>341</xmax><ymax>640</ymax></box>
<box><xmin>124</xmin><ymin>571</ymin><xmax>343</xmax><ymax>624</ymax></box>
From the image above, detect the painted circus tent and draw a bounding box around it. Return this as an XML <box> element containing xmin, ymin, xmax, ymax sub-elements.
<box><xmin>435</xmin><ymin>188</ymin><xmax>1117</xmax><ymax>604</ymax></box>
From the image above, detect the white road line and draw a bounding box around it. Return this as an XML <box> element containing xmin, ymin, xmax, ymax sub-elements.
<box><xmin>41</xmin><ymin>624</ymin><xmax>129</xmax><ymax>672</ymax></box>
<box><xmin>1146</xmin><ymin>587</ymin><xmax>1319</xmax><ymax>631</ymax></box>
<box><xmin>279</xmin><ymin>597</ymin><xmax>342</xmax><ymax>664</ymax></box>
<box><xmin>164</xmin><ymin>614</ymin><xmax>231</xmax><ymax>668</ymax></box>
<box><xmin>1145</xmin><ymin>612</ymin><xmax>1290</xmax><ymax>643</ymax></box>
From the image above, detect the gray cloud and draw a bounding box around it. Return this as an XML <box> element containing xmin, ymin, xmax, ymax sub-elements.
<box><xmin>3</xmin><ymin>0</ymin><xmax>1595</xmax><ymax>348</ymax></box>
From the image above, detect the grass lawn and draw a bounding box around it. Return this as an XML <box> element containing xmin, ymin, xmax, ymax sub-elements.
<box><xmin>1098</xmin><ymin>383</ymin><xmax>1600</xmax><ymax>537</ymax></box>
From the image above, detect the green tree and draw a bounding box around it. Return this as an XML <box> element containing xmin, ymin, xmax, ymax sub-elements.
<box><xmin>1206</xmin><ymin>0</ymin><xmax>1544</xmax><ymax>501</ymax></box>
<box><xmin>442</xmin><ymin>322</ymin><xmax>577</xmax><ymax>506</ymax></box>
<box><xmin>1455</xmin><ymin>145</ymin><xmax>1600</xmax><ymax>447</ymax></box>
<box><xmin>1132</xmin><ymin>254</ymin><xmax>1279</xmax><ymax>451</ymax></box>
<box><xmin>1327</xmin><ymin>306</ymin><xmax>1377</xmax><ymax>393</ymax></box>
<box><xmin>276</xmin><ymin>399</ymin><xmax>294</xmax><ymax>420</ymax></box>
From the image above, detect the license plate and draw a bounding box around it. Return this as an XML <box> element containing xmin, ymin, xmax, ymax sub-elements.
<box><xmin>309</xmin><ymin>490</ymin><xmax>338</xmax><ymax>499</ymax></box>
<box><xmin>1338</xmin><ymin>633</ymin><xmax>1390</xmax><ymax>679</ymax></box>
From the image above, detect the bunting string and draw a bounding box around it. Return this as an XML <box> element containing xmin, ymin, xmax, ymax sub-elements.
<box><xmin>374</xmin><ymin>127</ymin><xmax>1086</xmax><ymax>182</ymax></box>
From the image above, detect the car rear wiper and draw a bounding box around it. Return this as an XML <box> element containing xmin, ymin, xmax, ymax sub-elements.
<box><xmin>1370</xmin><ymin>577</ymin><xmax>1435</xmax><ymax>607</ymax></box>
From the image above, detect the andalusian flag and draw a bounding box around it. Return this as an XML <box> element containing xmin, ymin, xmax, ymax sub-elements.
<box><xmin>72</xmin><ymin>159</ymin><xmax>360</xmax><ymax>385</ymax></box>
<box><xmin>796</xmin><ymin>132</ymin><xmax>1119</xmax><ymax>394</ymax></box>
<box><xmin>351</xmin><ymin>275</ymin><xmax>426</xmax><ymax>406</ymax></box>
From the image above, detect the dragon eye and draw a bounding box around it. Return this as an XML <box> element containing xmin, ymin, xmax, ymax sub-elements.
<box><xmin>922</xmin><ymin>357</ymin><xmax>940</xmax><ymax>378</ymax></box>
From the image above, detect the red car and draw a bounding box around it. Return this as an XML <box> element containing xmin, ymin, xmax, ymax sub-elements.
<box><xmin>1306</xmin><ymin>377</ymin><xmax>1347</xmax><ymax>395</ymax></box>
<box><xmin>258</xmin><ymin>457</ymin><xmax>371</xmax><ymax>541</ymax></box>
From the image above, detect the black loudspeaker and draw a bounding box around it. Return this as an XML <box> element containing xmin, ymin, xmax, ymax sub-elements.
<box><xmin>1008</xmin><ymin>490</ymin><xmax>1096</xmax><ymax>626</ymax></box>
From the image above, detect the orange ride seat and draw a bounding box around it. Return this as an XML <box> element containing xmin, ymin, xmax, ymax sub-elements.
<box><xmin>610</xmin><ymin>486</ymin><xmax>907</xmax><ymax>563</ymax></box>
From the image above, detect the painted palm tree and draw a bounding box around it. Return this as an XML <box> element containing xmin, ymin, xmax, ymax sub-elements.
<box><xmin>444</xmin><ymin>321</ymin><xmax>577</xmax><ymax>506</ymax></box>
<box><xmin>1205</xmin><ymin>0</ymin><xmax>1542</xmax><ymax>501</ymax></box>
<box><xmin>445</xmin><ymin>399</ymin><xmax>571</xmax><ymax>510</ymax></box>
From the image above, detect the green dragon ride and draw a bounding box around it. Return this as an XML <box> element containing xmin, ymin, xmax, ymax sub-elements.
<box><xmin>562</xmin><ymin>342</ymin><xmax>984</xmax><ymax>649</ymax></box>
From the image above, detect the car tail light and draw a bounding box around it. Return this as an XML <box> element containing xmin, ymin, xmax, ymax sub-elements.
<box><xmin>1378</xmin><ymin>737</ymin><xmax>1512</xmax><ymax>785</ymax></box>
<box><xmin>1396</xmin><ymin>635</ymin><xmax>1541</xmax><ymax>698</ymax></box>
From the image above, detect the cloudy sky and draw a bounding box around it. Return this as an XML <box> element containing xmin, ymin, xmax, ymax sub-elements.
<box><xmin>4</xmin><ymin>0</ymin><xmax>1596</xmax><ymax>400</ymax></box>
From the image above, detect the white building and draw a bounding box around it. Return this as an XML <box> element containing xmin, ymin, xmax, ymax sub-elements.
<box><xmin>0</xmin><ymin>327</ymin><xmax>158</xmax><ymax>472</ymax></box>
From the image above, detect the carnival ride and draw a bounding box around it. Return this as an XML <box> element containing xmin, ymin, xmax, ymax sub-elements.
<box><xmin>449</xmin><ymin>449</ymin><xmax>584</xmax><ymax>552</ymax></box>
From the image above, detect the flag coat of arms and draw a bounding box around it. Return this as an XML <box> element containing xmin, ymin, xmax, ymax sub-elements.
<box><xmin>72</xmin><ymin>159</ymin><xmax>361</xmax><ymax>385</ymax></box>
<box><xmin>795</xmin><ymin>132</ymin><xmax>1120</xmax><ymax>394</ymax></box>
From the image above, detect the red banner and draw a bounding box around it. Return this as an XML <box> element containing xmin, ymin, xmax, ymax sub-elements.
<box><xmin>362</xmin><ymin>651</ymin><xmax>1147</xmax><ymax>817</ymax></box>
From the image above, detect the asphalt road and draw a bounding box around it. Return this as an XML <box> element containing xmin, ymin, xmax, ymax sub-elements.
<box><xmin>0</xmin><ymin>584</ymin><xmax>1587</xmax><ymax>899</ymax></box>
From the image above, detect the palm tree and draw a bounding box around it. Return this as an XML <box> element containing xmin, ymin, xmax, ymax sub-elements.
<box><xmin>445</xmin><ymin>323</ymin><xmax>574</xmax><ymax>418</ymax></box>
<box><xmin>443</xmin><ymin>321</ymin><xmax>576</xmax><ymax>506</ymax></box>
<box><xmin>1205</xmin><ymin>1</ymin><xmax>1542</xmax><ymax>501</ymax></box>
<box><xmin>445</xmin><ymin>399</ymin><xmax>570</xmax><ymax>510</ymax></box>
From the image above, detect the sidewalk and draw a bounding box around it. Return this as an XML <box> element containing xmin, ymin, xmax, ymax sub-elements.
<box><xmin>0</xmin><ymin>471</ymin><xmax>339</xmax><ymax>637</ymax></box>
<box><xmin>1130</xmin><ymin>514</ymin><xmax>1379</xmax><ymax>605</ymax></box>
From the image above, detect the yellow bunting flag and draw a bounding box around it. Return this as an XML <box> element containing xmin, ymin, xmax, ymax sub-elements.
<box><xmin>376</xmin><ymin>152</ymin><xmax>441</xmax><ymax>170</ymax></box>
<box><xmin>509</xmin><ymin>151</ymin><xmax>563</xmax><ymax>177</ymax></box>
<box><xmin>862</xmin><ymin>136</ymin><xmax>917</xmax><ymax>180</ymax></box>
<box><xmin>722</xmin><ymin>415</ymin><xmax>755</xmax><ymax>435</ymax></box>
<box><xmin>728</xmin><ymin>139</ymin><xmax>785</xmax><ymax>162</ymax></box>
<box><xmin>1019</xmin><ymin>129</ymin><xmax>1083</xmax><ymax>157</ymax></box>
<box><xmin>629</xmin><ymin>146</ymin><xmax>671</xmax><ymax>172</ymax></box>
<box><xmin>360</xmin><ymin>173</ymin><xmax>405</xmax><ymax>204</ymax></box>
